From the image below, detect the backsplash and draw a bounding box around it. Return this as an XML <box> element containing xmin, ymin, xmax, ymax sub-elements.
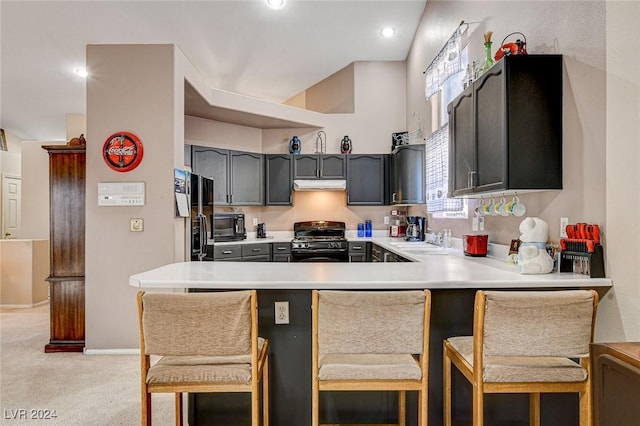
<box><xmin>214</xmin><ymin>191</ymin><xmax>390</xmax><ymax>233</ymax></box>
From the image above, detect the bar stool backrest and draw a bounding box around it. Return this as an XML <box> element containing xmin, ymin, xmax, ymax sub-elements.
<box><xmin>481</xmin><ymin>290</ymin><xmax>597</xmax><ymax>358</ymax></box>
<box><xmin>141</xmin><ymin>291</ymin><xmax>252</xmax><ymax>357</ymax></box>
<box><xmin>318</xmin><ymin>290</ymin><xmax>426</xmax><ymax>355</ymax></box>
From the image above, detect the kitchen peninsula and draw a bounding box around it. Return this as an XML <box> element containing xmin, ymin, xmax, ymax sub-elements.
<box><xmin>130</xmin><ymin>242</ymin><xmax>611</xmax><ymax>426</ymax></box>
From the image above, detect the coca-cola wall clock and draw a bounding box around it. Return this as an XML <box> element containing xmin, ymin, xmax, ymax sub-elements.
<box><xmin>102</xmin><ymin>132</ymin><xmax>144</xmax><ymax>172</ymax></box>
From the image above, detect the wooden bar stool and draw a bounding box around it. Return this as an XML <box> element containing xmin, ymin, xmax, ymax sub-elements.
<box><xmin>444</xmin><ymin>289</ymin><xmax>599</xmax><ymax>426</ymax></box>
<box><xmin>312</xmin><ymin>290</ymin><xmax>431</xmax><ymax>426</ymax></box>
<box><xmin>137</xmin><ymin>290</ymin><xmax>269</xmax><ymax>426</ymax></box>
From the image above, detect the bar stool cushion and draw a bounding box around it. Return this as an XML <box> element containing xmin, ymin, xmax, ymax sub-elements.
<box><xmin>318</xmin><ymin>353</ymin><xmax>422</xmax><ymax>380</ymax></box>
<box><xmin>447</xmin><ymin>336</ymin><xmax>587</xmax><ymax>383</ymax></box>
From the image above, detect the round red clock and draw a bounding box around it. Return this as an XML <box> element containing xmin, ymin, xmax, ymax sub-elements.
<box><xmin>102</xmin><ymin>132</ymin><xmax>144</xmax><ymax>172</ymax></box>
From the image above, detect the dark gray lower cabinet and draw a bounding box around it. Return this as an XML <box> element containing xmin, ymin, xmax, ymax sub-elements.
<box><xmin>214</xmin><ymin>243</ymin><xmax>271</xmax><ymax>261</ymax></box>
<box><xmin>347</xmin><ymin>154</ymin><xmax>388</xmax><ymax>205</ymax></box>
<box><xmin>265</xmin><ymin>154</ymin><xmax>292</xmax><ymax>206</ymax></box>
<box><xmin>271</xmin><ymin>242</ymin><xmax>291</xmax><ymax>262</ymax></box>
<box><xmin>348</xmin><ymin>241</ymin><xmax>369</xmax><ymax>262</ymax></box>
<box><xmin>241</xmin><ymin>243</ymin><xmax>271</xmax><ymax>261</ymax></box>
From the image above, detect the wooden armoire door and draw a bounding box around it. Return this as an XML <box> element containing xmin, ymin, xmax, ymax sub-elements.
<box><xmin>42</xmin><ymin>145</ymin><xmax>85</xmax><ymax>352</ymax></box>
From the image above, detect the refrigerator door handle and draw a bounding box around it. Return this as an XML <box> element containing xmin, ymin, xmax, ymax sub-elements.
<box><xmin>198</xmin><ymin>214</ymin><xmax>206</xmax><ymax>261</ymax></box>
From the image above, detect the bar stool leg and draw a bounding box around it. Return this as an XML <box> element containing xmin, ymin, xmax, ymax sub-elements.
<box><xmin>174</xmin><ymin>393</ymin><xmax>183</xmax><ymax>426</ymax></box>
<box><xmin>529</xmin><ymin>393</ymin><xmax>540</xmax><ymax>426</ymax></box>
<box><xmin>398</xmin><ymin>390</ymin><xmax>406</xmax><ymax>426</ymax></box>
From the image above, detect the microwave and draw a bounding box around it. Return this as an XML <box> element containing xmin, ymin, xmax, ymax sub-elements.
<box><xmin>213</xmin><ymin>213</ymin><xmax>246</xmax><ymax>241</ymax></box>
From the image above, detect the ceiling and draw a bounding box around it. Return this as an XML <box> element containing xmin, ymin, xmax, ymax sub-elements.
<box><xmin>1</xmin><ymin>0</ymin><xmax>426</xmax><ymax>141</ymax></box>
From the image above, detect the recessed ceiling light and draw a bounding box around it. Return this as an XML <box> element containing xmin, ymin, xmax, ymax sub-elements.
<box><xmin>75</xmin><ymin>68</ymin><xmax>88</xmax><ymax>78</ymax></box>
<box><xmin>381</xmin><ymin>27</ymin><xmax>396</xmax><ymax>38</ymax></box>
<box><xmin>266</xmin><ymin>0</ymin><xmax>285</xmax><ymax>10</ymax></box>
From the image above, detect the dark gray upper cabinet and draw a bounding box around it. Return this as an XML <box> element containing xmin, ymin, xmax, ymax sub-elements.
<box><xmin>265</xmin><ymin>154</ymin><xmax>293</xmax><ymax>206</ymax></box>
<box><xmin>448</xmin><ymin>54</ymin><xmax>563</xmax><ymax>197</ymax></box>
<box><xmin>390</xmin><ymin>144</ymin><xmax>426</xmax><ymax>205</ymax></box>
<box><xmin>346</xmin><ymin>154</ymin><xmax>388</xmax><ymax>205</ymax></box>
<box><xmin>230</xmin><ymin>151</ymin><xmax>264</xmax><ymax>205</ymax></box>
<box><xmin>192</xmin><ymin>146</ymin><xmax>264</xmax><ymax>206</ymax></box>
<box><xmin>293</xmin><ymin>154</ymin><xmax>346</xmax><ymax>179</ymax></box>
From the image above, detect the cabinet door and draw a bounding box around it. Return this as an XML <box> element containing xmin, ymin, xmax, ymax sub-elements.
<box><xmin>293</xmin><ymin>155</ymin><xmax>319</xmax><ymax>179</ymax></box>
<box><xmin>272</xmin><ymin>242</ymin><xmax>291</xmax><ymax>262</ymax></box>
<box><xmin>474</xmin><ymin>65</ymin><xmax>506</xmax><ymax>192</ymax></box>
<box><xmin>448</xmin><ymin>88</ymin><xmax>475</xmax><ymax>196</ymax></box>
<box><xmin>391</xmin><ymin>145</ymin><xmax>426</xmax><ymax>204</ymax></box>
<box><xmin>192</xmin><ymin>147</ymin><xmax>230</xmax><ymax>205</ymax></box>
<box><xmin>230</xmin><ymin>151</ymin><xmax>264</xmax><ymax>205</ymax></box>
<box><xmin>347</xmin><ymin>154</ymin><xmax>386</xmax><ymax>205</ymax></box>
<box><xmin>319</xmin><ymin>154</ymin><xmax>346</xmax><ymax>179</ymax></box>
<box><xmin>265</xmin><ymin>154</ymin><xmax>292</xmax><ymax>205</ymax></box>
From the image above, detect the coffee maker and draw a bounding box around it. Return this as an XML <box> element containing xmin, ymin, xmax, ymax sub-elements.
<box><xmin>405</xmin><ymin>216</ymin><xmax>426</xmax><ymax>241</ymax></box>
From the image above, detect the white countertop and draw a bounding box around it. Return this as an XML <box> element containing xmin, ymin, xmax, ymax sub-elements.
<box><xmin>130</xmin><ymin>236</ymin><xmax>612</xmax><ymax>290</ymax></box>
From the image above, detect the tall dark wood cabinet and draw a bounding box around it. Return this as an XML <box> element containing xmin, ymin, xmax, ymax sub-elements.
<box><xmin>42</xmin><ymin>145</ymin><xmax>85</xmax><ymax>353</ymax></box>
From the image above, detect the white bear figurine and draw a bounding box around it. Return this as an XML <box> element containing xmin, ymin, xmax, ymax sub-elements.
<box><xmin>519</xmin><ymin>217</ymin><xmax>549</xmax><ymax>243</ymax></box>
<box><xmin>519</xmin><ymin>245</ymin><xmax>554</xmax><ymax>274</ymax></box>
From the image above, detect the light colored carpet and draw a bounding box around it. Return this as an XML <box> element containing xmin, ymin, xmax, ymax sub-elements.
<box><xmin>0</xmin><ymin>304</ymin><xmax>176</xmax><ymax>425</ymax></box>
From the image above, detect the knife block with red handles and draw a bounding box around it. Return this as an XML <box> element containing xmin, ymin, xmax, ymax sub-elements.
<box><xmin>559</xmin><ymin>223</ymin><xmax>605</xmax><ymax>278</ymax></box>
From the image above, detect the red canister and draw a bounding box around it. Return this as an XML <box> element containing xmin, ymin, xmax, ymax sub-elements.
<box><xmin>463</xmin><ymin>234</ymin><xmax>488</xmax><ymax>257</ymax></box>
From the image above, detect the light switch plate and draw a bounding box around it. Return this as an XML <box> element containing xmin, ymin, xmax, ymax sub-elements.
<box><xmin>472</xmin><ymin>217</ymin><xmax>479</xmax><ymax>231</ymax></box>
<box><xmin>130</xmin><ymin>218</ymin><xmax>144</xmax><ymax>232</ymax></box>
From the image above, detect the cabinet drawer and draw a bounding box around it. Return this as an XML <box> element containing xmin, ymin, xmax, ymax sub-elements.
<box><xmin>272</xmin><ymin>242</ymin><xmax>291</xmax><ymax>254</ymax></box>
<box><xmin>241</xmin><ymin>243</ymin><xmax>271</xmax><ymax>257</ymax></box>
<box><xmin>214</xmin><ymin>245</ymin><xmax>242</xmax><ymax>260</ymax></box>
<box><xmin>348</xmin><ymin>242</ymin><xmax>368</xmax><ymax>253</ymax></box>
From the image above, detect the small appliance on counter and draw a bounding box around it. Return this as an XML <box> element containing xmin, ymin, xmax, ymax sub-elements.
<box><xmin>463</xmin><ymin>234</ymin><xmax>488</xmax><ymax>257</ymax></box>
<box><xmin>405</xmin><ymin>216</ymin><xmax>426</xmax><ymax>241</ymax></box>
<box><xmin>213</xmin><ymin>212</ymin><xmax>246</xmax><ymax>241</ymax></box>
<box><xmin>257</xmin><ymin>223</ymin><xmax>267</xmax><ymax>239</ymax></box>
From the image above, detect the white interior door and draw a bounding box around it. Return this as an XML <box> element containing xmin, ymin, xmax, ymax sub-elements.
<box><xmin>2</xmin><ymin>175</ymin><xmax>21</xmax><ymax>239</ymax></box>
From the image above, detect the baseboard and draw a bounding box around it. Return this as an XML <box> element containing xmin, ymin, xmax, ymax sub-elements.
<box><xmin>0</xmin><ymin>300</ymin><xmax>49</xmax><ymax>309</ymax></box>
<box><xmin>83</xmin><ymin>348</ymin><xmax>140</xmax><ymax>355</ymax></box>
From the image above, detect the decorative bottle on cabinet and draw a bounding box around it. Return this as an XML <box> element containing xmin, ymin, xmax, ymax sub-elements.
<box><xmin>42</xmin><ymin>145</ymin><xmax>86</xmax><ymax>352</ymax></box>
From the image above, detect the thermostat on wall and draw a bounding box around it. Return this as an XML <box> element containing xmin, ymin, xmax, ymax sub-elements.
<box><xmin>98</xmin><ymin>182</ymin><xmax>145</xmax><ymax>206</ymax></box>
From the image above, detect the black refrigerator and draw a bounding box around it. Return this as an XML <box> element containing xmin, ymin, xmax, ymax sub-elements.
<box><xmin>190</xmin><ymin>173</ymin><xmax>214</xmax><ymax>261</ymax></box>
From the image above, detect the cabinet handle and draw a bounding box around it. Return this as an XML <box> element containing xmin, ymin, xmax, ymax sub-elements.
<box><xmin>392</xmin><ymin>192</ymin><xmax>397</xmax><ymax>202</ymax></box>
<box><xmin>223</xmin><ymin>250</ymin><xmax>233</xmax><ymax>254</ymax></box>
<box><xmin>277</xmin><ymin>247</ymin><xmax>287</xmax><ymax>251</ymax></box>
<box><xmin>352</xmin><ymin>246</ymin><xmax>363</xmax><ymax>250</ymax></box>
<box><xmin>252</xmin><ymin>248</ymin><xmax>261</xmax><ymax>252</ymax></box>
<box><xmin>469</xmin><ymin>171</ymin><xmax>476</xmax><ymax>188</ymax></box>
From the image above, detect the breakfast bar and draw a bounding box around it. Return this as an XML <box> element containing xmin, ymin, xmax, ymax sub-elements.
<box><xmin>129</xmin><ymin>247</ymin><xmax>612</xmax><ymax>426</ymax></box>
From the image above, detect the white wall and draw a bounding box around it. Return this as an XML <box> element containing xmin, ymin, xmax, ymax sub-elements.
<box><xmin>406</xmin><ymin>0</ymin><xmax>607</xmax><ymax>244</ymax></box>
<box><xmin>85</xmin><ymin>44</ymin><xmax>182</xmax><ymax>350</ymax></box>
<box><xmin>20</xmin><ymin>141</ymin><xmax>66</xmax><ymax>240</ymax></box>
<box><xmin>405</xmin><ymin>0</ymin><xmax>638</xmax><ymax>342</ymax></box>
<box><xmin>601</xmin><ymin>0</ymin><xmax>640</xmax><ymax>341</ymax></box>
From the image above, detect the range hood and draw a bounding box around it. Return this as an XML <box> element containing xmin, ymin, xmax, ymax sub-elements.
<box><xmin>293</xmin><ymin>179</ymin><xmax>347</xmax><ymax>191</ymax></box>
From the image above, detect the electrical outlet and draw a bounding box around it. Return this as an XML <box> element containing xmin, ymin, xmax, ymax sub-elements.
<box><xmin>472</xmin><ymin>217</ymin><xmax>479</xmax><ymax>231</ymax></box>
<box><xmin>253</xmin><ymin>217</ymin><xmax>258</xmax><ymax>226</ymax></box>
<box><xmin>274</xmin><ymin>301</ymin><xmax>289</xmax><ymax>324</ymax></box>
<box><xmin>560</xmin><ymin>217</ymin><xmax>569</xmax><ymax>238</ymax></box>
<box><xmin>130</xmin><ymin>218</ymin><xmax>144</xmax><ymax>232</ymax></box>
<box><xmin>478</xmin><ymin>216</ymin><xmax>485</xmax><ymax>231</ymax></box>
<box><xmin>383</xmin><ymin>216</ymin><xmax>390</xmax><ymax>225</ymax></box>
